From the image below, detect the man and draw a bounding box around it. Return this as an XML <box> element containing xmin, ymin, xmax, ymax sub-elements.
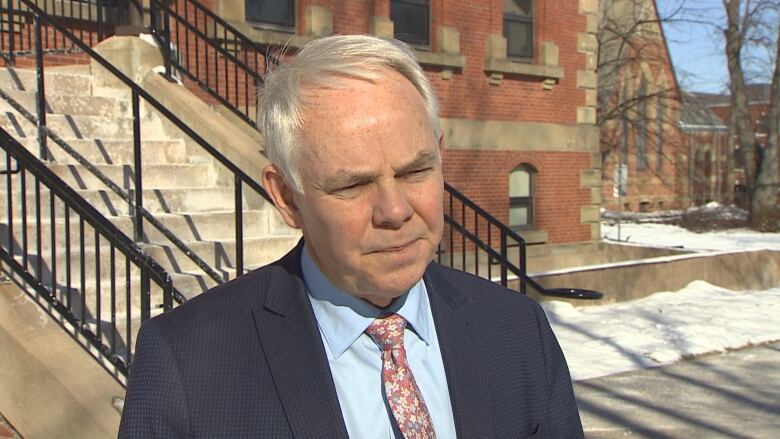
<box><xmin>119</xmin><ymin>35</ymin><xmax>583</xmax><ymax>438</ymax></box>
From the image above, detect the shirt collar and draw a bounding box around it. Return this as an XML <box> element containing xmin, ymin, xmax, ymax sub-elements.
<box><xmin>301</xmin><ymin>243</ymin><xmax>432</xmax><ymax>359</ymax></box>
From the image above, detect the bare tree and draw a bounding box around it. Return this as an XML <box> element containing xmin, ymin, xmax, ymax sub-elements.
<box><xmin>597</xmin><ymin>0</ymin><xmax>688</xmax><ymax>207</ymax></box>
<box><xmin>723</xmin><ymin>0</ymin><xmax>780</xmax><ymax>230</ymax></box>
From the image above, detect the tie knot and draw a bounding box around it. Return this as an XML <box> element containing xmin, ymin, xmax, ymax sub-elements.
<box><xmin>366</xmin><ymin>314</ymin><xmax>407</xmax><ymax>350</ymax></box>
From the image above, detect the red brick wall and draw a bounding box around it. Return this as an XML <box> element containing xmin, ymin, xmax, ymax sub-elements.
<box><xmin>444</xmin><ymin>150</ymin><xmax>593</xmax><ymax>244</ymax></box>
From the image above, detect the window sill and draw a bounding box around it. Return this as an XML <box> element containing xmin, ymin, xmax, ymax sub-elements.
<box><xmin>226</xmin><ymin>19</ymin><xmax>314</xmax><ymax>49</ymax></box>
<box><xmin>413</xmin><ymin>49</ymin><xmax>466</xmax><ymax>70</ymax></box>
<box><xmin>484</xmin><ymin>57</ymin><xmax>563</xmax><ymax>81</ymax></box>
<box><xmin>510</xmin><ymin>228</ymin><xmax>548</xmax><ymax>245</ymax></box>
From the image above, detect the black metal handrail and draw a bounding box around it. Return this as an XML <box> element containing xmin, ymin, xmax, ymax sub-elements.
<box><xmin>0</xmin><ymin>0</ymin><xmax>121</xmax><ymax>63</ymax></box>
<box><xmin>0</xmin><ymin>125</ymin><xmax>183</xmax><ymax>378</ymax></box>
<box><xmin>149</xmin><ymin>0</ymin><xmax>269</xmax><ymax>128</ymax></box>
<box><xmin>440</xmin><ymin>183</ymin><xmax>603</xmax><ymax>300</ymax></box>
<box><xmin>7</xmin><ymin>0</ymin><xmax>274</xmax><ymax>287</ymax></box>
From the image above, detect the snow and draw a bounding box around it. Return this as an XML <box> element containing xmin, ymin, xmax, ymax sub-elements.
<box><xmin>601</xmin><ymin>222</ymin><xmax>780</xmax><ymax>252</ymax></box>
<box><xmin>542</xmin><ymin>222</ymin><xmax>780</xmax><ymax>381</ymax></box>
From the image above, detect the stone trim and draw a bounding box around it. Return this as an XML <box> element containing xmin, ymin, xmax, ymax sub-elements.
<box><xmin>577</xmin><ymin>1</ymin><xmax>598</xmax><ymax>128</ymax></box>
<box><xmin>441</xmin><ymin>118</ymin><xmax>599</xmax><ymax>153</ymax></box>
<box><xmin>484</xmin><ymin>34</ymin><xmax>564</xmax><ymax>86</ymax></box>
<box><xmin>514</xmin><ymin>228</ymin><xmax>548</xmax><ymax>245</ymax></box>
<box><xmin>214</xmin><ymin>0</ymin><xmax>330</xmax><ymax>48</ymax></box>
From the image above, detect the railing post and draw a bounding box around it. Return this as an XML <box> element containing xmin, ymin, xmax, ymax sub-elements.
<box><xmin>34</xmin><ymin>15</ymin><xmax>47</xmax><ymax>161</ymax></box>
<box><xmin>7</xmin><ymin>0</ymin><xmax>16</xmax><ymax>65</ymax></box>
<box><xmin>163</xmin><ymin>8</ymin><xmax>172</xmax><ymax>79</ymax></box>
<box><xmin>140</xmin><ymin>266</ymin><xmax>150</xmax><ymax>322</ymax></box>
<box><xmin>519</xmin><ymin>240</ymin><xmax>527</xmax><ymax>294</ymax></box>
<box><xmin>500</xmin><ymin>232</ymin><xmax>507</xmax><ymax>287</ymax></box>
<box><xmin>132</xmin><ymin>90</ymin><xmax>143</xmax><ymax>242</ymax></box>
<box><xmin>235</xmin><ymin>175</ymin><xmax>243</xmax><ymax>277</ymax></box>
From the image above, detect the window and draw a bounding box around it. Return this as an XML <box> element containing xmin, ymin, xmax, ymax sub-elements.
<box><xmin>391</xmin><ymin>0</ymin><xmax>430</xmax><ymax>46</ymax></box>
<box><xmin>245</xmin><ymin>0</ymin><xmax>295</xmax><ymax>29</ymax></box>
<box><xmin>509</xmin><ymin>165</ymin><xmax>535</xmax><ymax>228</ymax></box>
<box><xmin>635</xmin><ymin>78</ymin><xmax>648</xmax><ymax>171</ymax></box>
<box><xmin>655</xmin><ymin>100</ymin><xmax>664</xmax><ymax>171</ymax></box>
<box><xmin>503</xmin><ymin>0</ymin><xmax>533</xmax><ymax>59</ymax></box>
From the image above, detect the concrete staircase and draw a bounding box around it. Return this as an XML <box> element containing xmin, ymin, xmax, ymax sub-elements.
<box><xmin>0</xmin><ymin>65</ymin><xmax>300</xmax><ymax>353</ymax></box>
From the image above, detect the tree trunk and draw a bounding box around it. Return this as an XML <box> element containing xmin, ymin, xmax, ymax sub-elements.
<box><xmin>750</xmin><ymin>23</ymin><xmax>780</xmax><ymax>231</ymax></box>
<box><xmin>723</xmin><ymin>0</ymin><xmax>759</xmax><ymax>208</ymax></box>
<box><xmin>722</xmin><ymin>105</ymin><xmax>736</xmax><ymax>205</ymax></box>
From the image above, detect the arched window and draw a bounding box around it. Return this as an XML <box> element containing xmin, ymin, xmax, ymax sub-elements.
<box><xmin>509</xmin><ymin>165</ymin><xmax>535</xmax><ymax>228</ymax></box>
<box><xmin>635</xmin><ymin>77</ymin><xmax>649</xmax><ymax>171</ymax></box>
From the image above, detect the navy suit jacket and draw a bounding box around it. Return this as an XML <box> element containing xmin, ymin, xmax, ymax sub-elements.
<box><xmin>119</xmin><ymin>242</ymin><xmax>583</xmax><ymax>438</ymax></box>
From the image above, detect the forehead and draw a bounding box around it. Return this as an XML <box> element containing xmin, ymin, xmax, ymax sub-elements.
<box><xmin>297</xmin><ymin>70</ymin><xmax>435</xmax><ymax>164</ymax></box>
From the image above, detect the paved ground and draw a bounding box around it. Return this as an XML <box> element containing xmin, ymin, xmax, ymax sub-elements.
<box><xmin>575</xmin><ymin>341</ymin><xmax>780</xmax><ymax>438</ymax></box>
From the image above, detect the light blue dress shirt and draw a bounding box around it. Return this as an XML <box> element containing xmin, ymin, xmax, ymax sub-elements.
<box><xmin>301</xmin><ymin>244</ymin><xmax>457</xmax><ymax>438</ymax></box>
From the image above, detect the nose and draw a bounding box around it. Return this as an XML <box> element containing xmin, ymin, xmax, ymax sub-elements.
<box><xmin>373</xmin><ymin>180</ymin><xmax>413</xmax><ymax>229</ymax></box>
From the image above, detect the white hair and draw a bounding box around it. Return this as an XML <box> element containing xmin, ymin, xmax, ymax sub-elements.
<box><xmin>258</xmin><ymin>34</ymin><xmax>441</xmax><ymax>193</ymax></box>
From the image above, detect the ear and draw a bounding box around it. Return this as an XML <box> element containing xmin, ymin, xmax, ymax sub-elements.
<box><xmin>438</xmin><ymin>133</ymin><xmax>445</xmax><ymax>160</ymax></box>
<box><xmin>262</xmin><ymin>164</ymin><xmax>303</xmax><ymax>229</ymax></box>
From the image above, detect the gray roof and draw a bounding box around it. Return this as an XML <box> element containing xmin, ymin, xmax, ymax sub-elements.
<box><xmin>680</xmin><ymin>91</ymin><xmax>726</xmax><ymax>131</ymax></box>
<box><xmin>693</xmin><ymin>83</ymin><xmax>771</xmax><ymax>108</ymax></box>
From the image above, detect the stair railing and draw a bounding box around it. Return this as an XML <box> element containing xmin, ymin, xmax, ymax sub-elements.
<box><xmin>148</xmin><ymin>0</ymin><xmax>268</xmax><ymax>128</ymax></box>
<box><xmin>441</xmin><ymin>183</ymin><xmax>602</xmax><ymax>300</ymax></box>
<box><xmin>6</xmin><ymin>0</ymin><xmax>274</xmax><ymax>289</ymax></box>
<box><xmin>0</xmin><ymin>126</ymin><xmax>181</xmax><ymax>379</ymax></box>
<box><xmin>0</xmin><ymin>0</ymin><xmax>122</xmax><ymax>63</ymax></box>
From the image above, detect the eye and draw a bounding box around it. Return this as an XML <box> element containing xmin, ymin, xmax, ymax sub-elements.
<box><xmin>333</xmin><ymin>180</ymin><xmax>369</xmax><ymax>197</ymax></box>
<box><xmin>402</xmin><ymin>167</ymin><xmax>433</xmax><ymax>180</ymax></box>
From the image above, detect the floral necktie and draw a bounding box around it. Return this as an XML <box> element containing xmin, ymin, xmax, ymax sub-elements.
<box><xmin>366</xmin><ymin>314</ymin><xmax>436</xmax><ymax>439</ymax></box>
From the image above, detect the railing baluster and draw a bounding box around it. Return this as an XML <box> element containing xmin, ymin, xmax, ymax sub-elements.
<box><xmin>34</xmin><ymin>176</ymin><xmax>41</xmax><ymax>281</ymax></box>
<box><xmin>500</xmin><ymin>232</ymin><xmax>507</xmax><ymax>287</ymax></box>
<box><xmin>79</xmin><ymin>217</ymin><xmax>85</xmax><ymax>326</ymax></box>
<box><xmin>97</xmin><ymin>0</ymin><xmax>103</xmax><ymax>41</ymax></box>
<box><xmin>461</xmin><ymin>201</ymin><xmax>466</xmax><ymax>270</ymax></box>
<box><xmin>132</xmin><ymin>90</ymin><xmax>143</xmax><ymax>242</ymax></box>
<box><xmin>235</xmin><ymin>175</ymin><xmax>243</xmax><ymax>277</ymax></box>
<box><xmin>449</xmin><ymin>192</ymin><xmax>453</xmax><ymax>268</ymax></box>
<box><xmin>95</xmin><ymin>229</ymin><xmax>101</xmax><ymax>340</ymax></box>
<box><xmin>50</xmin><ymin>185</ymin><xmax>56</xmax><ymax>298</ymax></box>
<box><xmin>140</xmin><ymin>266</ymin><xmax>150</xmax><ymax>323</ymax></box>
<box><xmin>21</xmin><ymin>164</ymin><xmax>27</xmax><ymax>270</ymax></box>
<box><xmin>65</xmin><ymin>203</ymin><xmax>71</xmax><ymax>309</ymax></box>
<box><xmin>34</xmin><ymin>15</ymin><xmax>47</xmax><ymax>161</ymax></box>
<box><xmin>110</xmin><ymin>244</ymin><xmax>116</xmax><ymax>356</ymax></box>
<box><xmin>125</xmin><ymin>255</ymin><xmax>131</xmax><ymax>363</ymax></box>
<box><xmin>7</xmin><ymin>0</ymin><xmax>16</xmax><ymax>64</ymax></box>
<box><xmin>474</xmin><ymin>210</ymin><xmax>478</xmax><ymax>277</ymax></box>
<box><xmin>5</xmin><ymin>153</ymin><xmax>13</xmax><ymax>260</ymax></box>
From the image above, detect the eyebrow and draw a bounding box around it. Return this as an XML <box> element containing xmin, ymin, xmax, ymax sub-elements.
<box><xmin>320</xmin><ymin>149</ymin><xmax>440</xmax><ymax>191</ymax></box>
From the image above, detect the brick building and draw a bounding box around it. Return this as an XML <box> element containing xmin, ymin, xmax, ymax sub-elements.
<box><xmin>195</xmin><ymin>0</ymin><xmax>603</xmax><ymax>246</ymax></box>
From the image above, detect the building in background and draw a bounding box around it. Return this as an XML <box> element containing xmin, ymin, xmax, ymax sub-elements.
<box><xmin>205</xmin><ymin>0</ymin><xmax>602</xmax><ymax>246</ymax></box>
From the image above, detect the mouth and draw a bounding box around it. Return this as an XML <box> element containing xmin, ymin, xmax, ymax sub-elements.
<box><xmin>374</xmin><ymin>238</ymin><xmax>419</xmax><ymax>253</ymax></box>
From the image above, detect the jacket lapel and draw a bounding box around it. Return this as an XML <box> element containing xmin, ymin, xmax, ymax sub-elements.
<box><xmin>252</xmin><ymin>244</ymin><xmax>349</xmax><ymax>439</ymax></box>
<box><xmin>425</xmin><ymin>265</ymin><xmax>495</xmax><ymax>438</ymax></box>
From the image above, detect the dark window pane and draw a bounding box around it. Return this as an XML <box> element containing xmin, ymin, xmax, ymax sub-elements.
<box><xmin>245</xmin><ymin>0</ymin><xmax>295</xmax><ymax>28</ymax></box>
<box><xmin>391</xmin><ymin>0</ymin><xmax>430</xmax><ymax>46</ymax></box>
<box><xmin>504</xmin><ymin>17</ymin><xmax>533</xmax><ymax>58</ymax></box>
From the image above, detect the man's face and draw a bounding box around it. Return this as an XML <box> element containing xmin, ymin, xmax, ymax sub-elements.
<box><xmin>265</xmin><ymin>69</ymin><xmax>444</xmax><ymax>307</ymax></box>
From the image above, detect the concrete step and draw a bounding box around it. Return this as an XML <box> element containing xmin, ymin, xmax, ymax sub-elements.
<box><xmin>0</xmin><ymin>112</ymin><xmax>167</xmax><ymax>141</ymax></box>
<box><xmin>13</xmin><ymin>137</ymin><xmax>189</xmax><ymax>165</ymax></box>
<box><xmin>0</xmin><ymin>67</ymin><xmax>92</xmax><ymax>96</ymax></box>
<box><xmin>140</xmin><ymin>235</ymin><xmax>299</xmax><ymax>274</ymax></box>
<box><xmin>44</xmin><ymin>163</ymin><xmax>217</xmax><ymax>190</ymax></box>
<box><xmin>1</xmin><ymin>90</ymin><xmax>129</xmax><ymax>118</ymax></box>
<box><xmin>1</xmin><ymin>187</ymin><xmax>247</xmax><ymax>219</ymax></box>
<box><xmin>0</xmin><ymin>209</ymin><xmax>292</xmax><ymax>257</ymax></box>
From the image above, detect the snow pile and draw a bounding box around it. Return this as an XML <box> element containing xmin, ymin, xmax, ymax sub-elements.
<box><xmin>602</xmin><ymin>202</ymin><xmax>749</xmax><ymax>231</ymax></box>
<box><xmin>601</xmin><ymin>222</ymin><xmax>780</xmax><ymax>251</ymax></box>
<box><xmin>544</xmin><ymin>281</ymin><xmax>780</xmax><ymax>381</ymax></box>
